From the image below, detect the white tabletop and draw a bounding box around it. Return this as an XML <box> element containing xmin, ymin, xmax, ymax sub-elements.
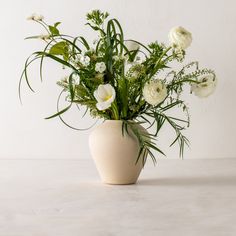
<box><xmin>0</xmin><ymin>159</ymin><xmax>236</xmax><ymax>236</ymax></box>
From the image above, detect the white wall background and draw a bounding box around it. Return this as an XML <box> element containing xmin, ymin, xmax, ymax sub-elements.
<box><xmin>0</xmin><ymin>0</ymin><xmax>235</xmax><ymax>159</ymax></box>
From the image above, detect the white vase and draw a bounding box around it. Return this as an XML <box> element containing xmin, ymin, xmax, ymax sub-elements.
<box><xmin>89</xmin><ymin>120</ymin><xmax>145</xmax><ymax>185</ymax></box>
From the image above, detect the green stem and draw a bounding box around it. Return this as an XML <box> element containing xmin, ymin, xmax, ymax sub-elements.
<box><xmin>111</xmin><ymin>102</ymin><xmax>119</xmax><ymax>120</ymax></box>
<box><xmin>37</xmin><ymin>20</ymin><xmax>51</xmax><ymax>35</ymax></box>
<box><xmin>149</xmin><ymin>46</ymin><xmax>172</xmax><ymax>78</ymax></box>
<box><xmin>168</xmin><ymin>79</ymin><xmax>199</xmax><ymax>88</ymax></box>
<box><xmin>156</xmin><ymin>46</ymin><xmax>172</xmax><ymax>65</ymax></box>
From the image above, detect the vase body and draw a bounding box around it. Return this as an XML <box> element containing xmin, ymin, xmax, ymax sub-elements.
<box><xmin>89</xmin><ymin>120</ymin><xmax>145</xmax><ymax>185</ymax></box>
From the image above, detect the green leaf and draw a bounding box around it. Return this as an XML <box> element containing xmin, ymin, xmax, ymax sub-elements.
<box><xmin>160</xmin><ymin>100</ymin><xmax>183</xmax><ymax>111</ymax></box>
<box><xmin>35</xmin><ymin>51</ymin><xmax>77</xmax><ymax>70</ymax></box>
<box><xmin>170</xmin><ymin>134</ymin><xmax>180</xmax><ymax>147</ymax></box>
<box><xmin>18</xmin><ymin>55</ymin><xmax>40</xmax><ymax>103</ymax></box>
<box><xmin>49</xmin><ymin>25</ymin><xmax>59</xmax><ymax>36</ymax></box>
<box><xmin>39</xmin><ymin>40</ymin><xmax>55</xmax><ymax>81</ymax></box>
<box><xmin>85</xmin><ymin>23</ymin><xmax>106</xmax><ymax>35</ymax></box>
<box><xmin>55</xmin><ymin>90</ymin><xmax>98</xmax><ymax>130</ymax></box>
<box><xmin>45</xmin><ymin>104</ymin><xmax>71</xmax><ymax>119</ymax></box>
<box><xmin>68</xmin><ymin>73</ymin><xmax>75</xmax><ymax>101</ymax></box>
<box><xmin>54</xmin><ymin>22</ymin><xmax>61</xmax><ymax>28</ymax></box>
<box><xmin>61</xmin><ymin>37</ymin><xmax>82</xmax><ymax>53</ymax></box>
<box><xmin>78</xmin><ymin>36</ymin><xmax>90</xmax><ymax>50</ymax></box>
<box><xmin>118</xmin><ymin>77</ymin><xmax>128</xmax><ymax>118</ymax></box>
<box><xmin>49</xmin><ymin>41</ymin><xmax>68</xmax><ymax>55</ymax></box>
<box><xmin>24</xmin><ymin>35</ymin><xmax>43</xmax><ymax>40</ymax></box>
<box><xmin>145</xmin><ymin>141</ymin><xmax>166</xmax><ymax>156</ymax></box>
<box><xmin>135</xmin><ymin>146</ymin><xmax>144</xmax><ymax>165</ymax></box>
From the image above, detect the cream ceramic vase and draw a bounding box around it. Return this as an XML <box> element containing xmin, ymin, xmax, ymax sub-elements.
<box><xmin>89</xmin><ymin>120</ymin><xmax>145</xmax><ymax>185</ymax></box>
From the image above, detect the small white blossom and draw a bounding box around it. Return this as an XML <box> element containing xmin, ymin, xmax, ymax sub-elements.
<box><xmin>174</xmin><ymin>47</ymin><xmax>184</xmax><ymax>61</ymax></box>
<box><xmin>168</xmin><ymin>26</ymin><xmax>192</xmax><ymax>50</ymax></box>
<box><xmin>38</xmin><ymin>34</ymin><xmax>50</xmax><ymax>41</ymax></box>
<box><xmin>191</xmin><ymin>75</ymin><xmax>217</xmax><ymax>98</ymax></box>
<box><xmin>143</xmin><ymin>80</ymin><xmax>167</xmax><ymax>106</ymax></box>
<box><xmin>75</xmin><ymin>54</ymin><xmax>90</xmax><ymax>66</ymax></box>
<box><xmin>72</xmin><ymin>74</ymin><xmax>80</xmax><ymax>85</ymax></box>
<box><xmin>94</xmin><ymin>84</ymin><xmax>116</xmax><ymax>110</ymax></box>
<box><xmin>113</xmin><ymin>55</ymin><xmax>127</xmax><ymax>62</ymax></box>
<box><xmin>95</xmin><ymin>62</ymin><xmax>106</xmax><ymax>73</ymax></box>
<box><xmin>27</xmin><ymin>13</ymin><xmax>44</xmax><ymax>21</ymax></box>
<box><xmin>78</xmin><ymin>55</ymin><xmax>90</xmax><ymax>66</ymax></box>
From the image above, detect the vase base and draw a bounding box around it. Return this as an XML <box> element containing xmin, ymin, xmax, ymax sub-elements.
<box><xmin>101</xmin><ymin>178</ymin><xmax>138</xmax><ymax>185</ymax></box>
<box><xmin>103</xmin><ymin>181</ymin><xmax>137</xmax><ymax>185</ymax></box>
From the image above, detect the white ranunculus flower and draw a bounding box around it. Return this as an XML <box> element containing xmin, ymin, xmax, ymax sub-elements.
<box><xmin>168</xmin><ymin>26</ymin><xmax>192</xmax><ymax>50</ymax></box>
<box><xmin>94</xmin><ymin>84</ymin><xmax>116</xmax><ymax>110</ymax></box>
<box><xmin>191</xmin><ymin>75</ymin><xmax>217</xmax><ymax>98</ymax></box>
<box><xmin>125</xmin><ymin>41</ymin><xmax>140</xmax><ymax>52</ymax></box>
<box><xmin>95</xmin><ymin>62</ymin><xmax>106</xmax><ymax>73</ymax></box>
<box><xmin>143</xmin><ymin>80</ymin><xmax>167</xmax><ymax>106</ymax></box>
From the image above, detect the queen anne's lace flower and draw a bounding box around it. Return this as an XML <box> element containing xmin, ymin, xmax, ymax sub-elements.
<box><xmin>143</xmin><ymin>80</ymin><xmax>167</xmax><ymax>106</ymax></box>
<box><xmin>191</xmin><ymin>75</ymin><xmax>217</xmax><ymax>98</ymax></box>
<box><xmin>94</xmin><ymin>84</ymin><xmax>116</xmax><ymax>110</ymax></box>
<box><xmin>95</xmin><ymin>62</ymin><xmax>106</xmax><ymax>73</ymax></box>
<box><xmin>126</xmin><ymin>63</ymin><xmax>145</xmax><ymax>81</ymax></box>
<box><xmin>168</xmin><ymin>26</ymin><xmax>192</xmax><ymax>50</ymax></box>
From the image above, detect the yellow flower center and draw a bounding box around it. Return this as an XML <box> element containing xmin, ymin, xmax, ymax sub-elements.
<box><xmin>104</xmin><ymin>94</ymin><xmax>112</xmax><ymax>101</ymax></box>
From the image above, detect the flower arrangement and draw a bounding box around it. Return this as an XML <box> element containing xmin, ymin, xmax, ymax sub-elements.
<box><xmin>20</xmin><ymin>10</ymin><xmax>217</xmax><ymax>164</ymax></box>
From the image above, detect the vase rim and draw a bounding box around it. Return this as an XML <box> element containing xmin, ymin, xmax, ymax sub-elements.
<box><xmin>104</xmin><ymin>119</ymin><xmax>123</xmax><ymax>122</ymax></box>
<box><xmin>104</xmin><ymin>119</ymin><xmax>135</xmax><ymax>122</ymax></box>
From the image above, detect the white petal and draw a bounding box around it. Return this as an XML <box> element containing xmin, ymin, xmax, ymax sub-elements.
<box><xmin>125</xmin><ymin>41</ymin><xmax>140</xmax><ymax>51</ymax></box>
<box><xmin>94</xmin><ymin>84</ymin><xmax>116</xmax><ymax>110</ymax></box>
<box><xmin>94</xmin><ymin>89</ymin><xmax>104</xmax><ymax>103</ymax></box>
<box><xmin>99</xmin><ymin>85</ymin><xmax>110</xmax><ymax>98</ymax></box>
<box><xmin>191</xmin><ymin>76</ymin><xmax>217</xmax><ymax>98</ymax></box>
<box><xmin>96</xmin><ymin>101</ymin><xmax>111</xmax><ymax>110</ymax></box>
<box><xmin>168</xmin><ymin>26</ymin><xmax>192</xmax><ymax>50</ymax></box>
